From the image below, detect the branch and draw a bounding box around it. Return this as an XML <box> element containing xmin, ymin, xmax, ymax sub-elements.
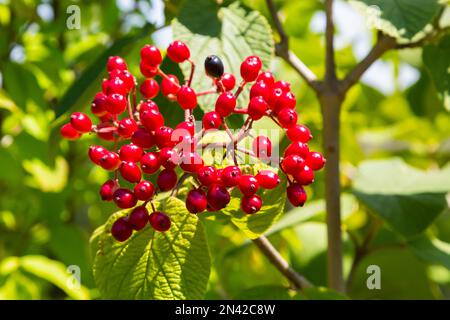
<box><xmin>265</xmin><ymin>0</ymin><xmax>320</xmax><ymax>92</ymax></box>
<box><xmin>325</xmin><ymin>0</ymin><xmax>336</xmax><ymax>81</ymax></box>
<box><xmin>253</xmin><ymin>236</ymin><xmax>312</xmax><ymax>290</ymax></box>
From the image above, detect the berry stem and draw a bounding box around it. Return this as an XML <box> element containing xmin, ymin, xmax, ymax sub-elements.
<box><xmin>196</xmin><ymin>89</ymin><xmax>217</xmax><ymax>96</ymax></box>
<box><xmin>127</xmin><ymin>95</ymin><xmax>134</xmax><ymax>120</ymax></box>
<box><xmin>233</xmin><ymin>108</ymin><xmax>248</xmax><ymax>114</ymax></box>
<box><xmin>187</xmin><ymin>59</ymin><xmax>195</xmax><ymax>87</ymax></box>
<box><xmin>234</xmin><ymin>80</ymin><xmax>247</xmax><ymax>98</ymax></box>
<box><xmin>157</xmin><ymin>68</ymin><xmax>181</xmax><ymax>89</ymax></box>
<box><xmin>221</xmin><ymin>117</ymin><xmax>238</xmax><ymax>165</ymax></box>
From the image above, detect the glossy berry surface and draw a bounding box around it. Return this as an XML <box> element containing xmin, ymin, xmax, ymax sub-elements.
<box><xmin>111</xmin><ymin>217</ymin><xmax>132</xmax><ymax>242</ymax></box>
<box><xmin>118</xmin><ymin>118</ymin><xmax>138</xmax><ymax>138</ymax></box>
<box><xmin>204</xmin><ymin>55</ymin><xmax>224</xmax><ymax>78</ymax></box>
<box><xmin>60</xmin><ymin>123</ymin><xmax>81</xmax><ymax>140</ymax></box>
<box><xmin>177</xmin><ymin>86</ymin><xmax>197</xmax><ymax>110</ymax></box>
<box><xmin>128</xmin><ymin>206</ymin><xmax>149</xmax><ymax>231</ymax></box>
<box><xmin>248</xmin><ymin>96</ymin><xmax>267</xmax><ymax>120</ymax></box>
<box><xmin>197</xmin><ymin>166</ymin><xmax>218</xmax><ymax>186</ymax></box>
<box><xmin>240</xmin><ymin>55</ymin><xmax>262</xmax><ymax>82</ymax></box>
<box><xmin>238</xmin><ymin>174</ymin><xmax>260</xmax><ymax>196</ymax></box>
<box><xmin>186</xmin><ymin>189</ymin><xmax>207</xmax><ymax>213</ymax></box>
<box><xmin>119</xmin><ymin>161</ymin><xmax>142</xmax><ymax>183</ymax></box>
<box><xmin>134</xmin><ymin>180</ymin><xmax>155</xmax><ymax>201</ymax></box>
<box><xmin>70</xmin><ymin>112</ymin><xmax>92</xmax><ymax>133</ymax></box>
<box><xmin>113</xmin><ymin>188</ymin><xmax>137</xmax><ymax>209</ymax></box>
<box><xmin>215</xmin><ymin>92</ymin><xmax>236</xmax><ymax>117</ymax></box>
<box><xmin>157</xmin><ymin>169</ymin><xmax>178</xmax><ymax>191</ymax></box>
<box><xmin>89</xmin><ymin>145</ymin><xmax>107</xmax><ymax>165</ymax></box>
<box><xmin>118</xmin><ymin>144</ymin><xmax>143</xmax><ymax>162</ymax></box>
<box><xmin>241</xmin><ymin>195</ymin><xmax>262</xmax><ymax>214</ymax></box>
<box><xmin>287</xmin><ymin>183</ymin><xmax>307</xmax><ymax>207</ymax></box>
<box><xmin>100</xmin><ymin>179</ymin><xmax>117</xmax><ymax>201</ymax></box>
<box><xmin>203</xmin><ymin>111</ymin><xmax>222</xmax><ymax>129</ymax></box>
<box><xmin>140</xmin><ymin>45</ymin><xmax>162</xmax><ymax>67</ymax></box>
<box><xmin>220</xmin><ymin>73</ymin><xmax>236</xmax><ymax>91</ymax></box>
<box><xmin>207</xmin><ymin>184</ymin><xmax>231</xmax><ymax>210</ymax></box>
<box><xmin>306</xmin><ymin>152</ymin><xmax>326</xmax><ymax>171</ymax></box>
<box><xmin>256</xmin><ymin>170</ymin><xmax>280</xmax><ymax>189</ymax></box>
<box><xmin>167</xmin><ymin>40</ymin><xmax>190</xmax><ymax>63</ymax></box>
<box><xmin>140</xmin><ymin>152</ymin><xmax>160</xmax><ymax>174</ymax></box>
<box><xmin>149</xmin><ymin>211</ymin><xmax>171</xmax><ymax>232</ymax></box>
<box><xmin>221</xmin><ymin>166</ymin><xmax>241</xmax><ymax>187</ymax></box>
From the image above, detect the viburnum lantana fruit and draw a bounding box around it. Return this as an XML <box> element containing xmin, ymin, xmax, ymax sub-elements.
<box><xmin>61</xmin><ymin>40</ymin><xmax>325</xmax><ymax>242</ymax></box>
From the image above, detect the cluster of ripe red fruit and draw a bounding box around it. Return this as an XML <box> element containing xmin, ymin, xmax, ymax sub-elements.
<box><xmin>60</xmin><ymin>40</ymin><xmax>325</xmax><ymax>242</ymax></box>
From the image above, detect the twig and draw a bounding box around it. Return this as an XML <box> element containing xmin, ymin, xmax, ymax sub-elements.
<box><xmin>253</xmin><ymin>236</ymin><xmax>312</xmax><ymax>290</ymax></box>
<box><xmin>325</xmin><ymin>0</ymin><xmax>336</xmax><ymax>81</ymax></box>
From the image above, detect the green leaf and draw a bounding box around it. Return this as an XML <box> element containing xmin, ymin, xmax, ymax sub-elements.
<box><xmin>350</xmin><ymin>0</ymin><xmax>442</xmax><ymax>39</ymax></box>
<box><xmin>423</xmin><ymin>34</ymin><xmax>450</xmax><ymax>111</ymax></box>
<box><xmin>172</xmin><ymin>0</ymin><xmax>274</xmax><ymax>113</ymax></box>
<box><xmin>353</xmin><ymin>158</ymin><xmax>450</xmax><ymax>238</ymax></box>
<box><xmin>408</xmin><ymin>235</ymin><xmax>450</xmax><ymax>270</ymax></box>
<box><xmin>221</xmin><ymin>174</ymin><xmax>287</xmax><ymax>239</ymax></box>
<box><xmin>92</xmin><ymin>197</ymin><xmax>211</xmax><ymax>299</ymax></box>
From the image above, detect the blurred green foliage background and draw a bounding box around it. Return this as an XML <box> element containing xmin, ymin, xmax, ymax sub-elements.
<box><xmin>0</xmin><ymin>0</ymin><xmax>449</xmax><ymax>299</ymax></box>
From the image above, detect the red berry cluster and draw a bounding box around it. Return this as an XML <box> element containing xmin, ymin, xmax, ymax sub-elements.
<box><xmin>61</xmin><ymin>40</ymin><xmax>325</xmax><ymax>242</ymax></box>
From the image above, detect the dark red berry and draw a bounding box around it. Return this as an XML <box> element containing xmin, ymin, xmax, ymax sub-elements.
<box><xmin>119</xmin><ymin>161</ymin><xmax>142</xmax><ymax>183</ymax></box>
<box><xmin>238</xmin><ymin>174</ymin><xmax>260</xmax><ymax>196</ymax></box>
<box><xmin>186</xmin><ymin>189</ymin><xmax>207</xmax><ymax>213</ymax></box>
<box><xmin>197</xmin><ymin>166</ymin><xmax>218</xmax><ymax>186</ymax></box>
<box><xmin>180</xmin><ymin>152</ymin><xmax>204</xmax><ymax>173</ymax></box>
<box><xmin>111</xmin><ymin>217</ymin><xmax>132</xmax><ymax>242</ymax></box>
<box><xmin>253</xmin><ymin>136</ymin><xmax>272</xmax><ymax>159</ymax></box>
<box><xmin>241</xmin><ymin>195</ymin><xmax>262</xmax><ymax>214</ymax></box>
<box><xmin>100</xmin><ymin>152</ymin><xmax>121</xmax><ymax>171</ymax></box>
<box><xmin>215</xmin><ymin>92</ymin><xmax>236</xmax><ymax>117</ymax></box>
<box><xmin>131</xmin><ymin>128</ymin><xmax>155</xmax><ymax>149</ymax></box>
<box><xmin>155</xmin><ymin>126</ymin><xmax>175</xmax><ymax>148</ymax></box>
<box><xmin>107</xmin><ymin>56</ymin><xmax>127</xmax><ymax>72</ymax></box>
<box><xmin>119</xmin><ymin>144</ymin><xmax>143</xmax><ymax>162</ymax></box>
<box><xmin>118</xmin><ymin>118</ymin><xmax>138</xmax><ymax>138</ymax></box>
<box><xmin>70</xmin><ymin>112</ymin><xmax>92</xmax><ymax>133</ymax></box>
<box><xmin>203</xmin><ymin>111</ymin><xmax>222</xmax><ymax>129</ymax></box>
<box><xmin>207</xmin><ymin>184</ymin><xmax>231</xmax><ymax>210</ymax></box>
<box><xmin>306</xmin><ymin>152</ymin><xmax>326</xmax><ymax>171</ymax></box>
<box><xmin>221</xmin><ymin>165</ymin><xmax>242</xmax><ymax>187</ymax></box>
<box><xmin>220</xmin><ymin>73</ymin><xmax>236</xmax><ymax>91</ymax></box>
<box><xmin>113</xmin><ymin>188</ymin><xmax>137</xmax><ymax>209</ymax></box>
<box><xmin>140</xmin><ymin>45</ymin><xmax>162</xmax><ymax>67</ymax></box>
<box><xmin>140</xmin><ymin>78</ymin><xmax>159</xmax><ymax>99</ymax></box>
<box><xmin>278</xmin><ymin>108</ymin><xmax>298</xmax><ymax>128</ymax></box>
<box><xmin>106</xmin><ymin>93</ymin><xmax>127</xmax><ymax>114</ymax></box>
<box><xmin>91</xmin><ymin>92</ymin><xmax>108</xmax><ymax>117</ymax></box>
<box><xmin>149</xmin><ymin>211</ymin><xmax>171</xmax><ymax>232</ymax></box>
<box><xmin>140</xmin><ymin>109</ymin><xmax>164</xmax><ymax>131</ymax></box>
<box><xmin>286</xmin><ymin>124</ymin><xmax>312</xmax><ymax>143</ymax></box>
<box><xmin>61</xmin><ymin>123</ymin><xmax>81</xmax><ymax>140</ymax></box>
<box><xmin>89</xmin><ymin>145</ymin><xmax>108</xmax><ymax>165</ymax></box>
<box><xmin>248</xmin><ymin>96</ymin><xmax>267</xmax><ymax>120</ymax></box>
<box><xmin>293</xmin><ymin>165</ymin><xmax>314</xmax><ymax>185</ymax></box>
<box><xmin>167</xmin><ymin>40</ymin><xmax>190</xmax><ymax>63</ymax></box>
<box><xmin>177</xmin><ymin>86</ymin><xmax>197</xmax><ymax>110</ymax></box>
<box><xmin>134</xmin><ymin>180</ymin><xmax>155</xmax><ymax>201</ymax></box>
<box><xmin>128</xmin><ymin>206</ymin><xmax>149</xmax><ymax>231</ymax></box>
<box><xmin>100</xmin><ymin>179</ymin><xmax>118</xmax><ymax>201</ymax></box>
<box><xmin>240</xmin><ymin>56</ymin><xmax>262</xmax><ymax>82</ymax></box>
<box><xmin>159</xmin><ymin>147</ymin><xmax>180</xmax><ymax>170</ymax></box>
<box><xmin>287</xmin><ymin>183</ymin><xmax>307</xmax><ymax>207</ymax></box>
<box><xmin>161</xmin><ymin>74</ymin><xmax>180</xmax><ymax>97</ymax></box>
<box><xmin>256</xmin><ymin>170</ymin><xmax>280</xmax><ymax>189</ymax></box>
<box><xmin>157</xmin><ymin>169</ymin><xmax>178</xmax><ymax>191</ymax></box>
<box><xmin>96</xmin><ymin>123</ymin><xmax>117</xmax><ymax>141</ymax></box>
<box><xmin>140</xmin><ymin>152</ymin><xmax>160</xmax><ymax>174</ymax></box>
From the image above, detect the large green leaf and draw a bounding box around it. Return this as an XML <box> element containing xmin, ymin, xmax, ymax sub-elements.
<box><xmin>92</xmin><ymin>197</ymin><xmax>211</xmax><ymax>299</ymax></box>
<box><xmin>350</xmin><ymin>0</ymin><xmax>442</xmax><ymax>39</ymax></box>
<box><xmin>423</xmin><ymin>34</ymin><xmax>450</xmax><ymax>111</ymax></box>
<box><xmin>172</xmin><ymin>0</ymin><xmax>274</xmax><ymax>113</ymax></box>
<box><xmin>221</xmin><ymin>174</ymin><xmax>287</xmax><ymax>239</ymax></box>
<box><xmin>353</xmin><ymin>158</ymin><xmax>450</xmax><ymax>238</ymax></box>
<box><xmin>408</xmin><ymin>235</ymin><xmax>450</xmax><ymax>270</ymax></box>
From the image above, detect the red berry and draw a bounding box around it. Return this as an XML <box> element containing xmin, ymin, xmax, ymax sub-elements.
<box><xmin>140</xmin><ymin>109</ymin><xmax>164</xmax><ymax>131</ymax></box>
<box><xmin>175</xmin><ymin>121</ymin><xmax>195</xmax><ymax>136</ymax></box>
<box><xmin>197</xmin><ymin>166</ymin><xmax>218</xmax><ymax>186</ymax></box>
<box><xmin>173</xmin><ymin>121</ymin><xmax>195</xmax><ymax>144</ymax></box>
<box><xmin>248</xmin><ymin>96</ymin><xmax>267</xmax><ymax>120</ymax></box>
<box><xmin>89</xmin><ymin>145</ymin><xmax>108</xmax><ymax>165</ymax></box>
<box><xmin>240</xmin><ymin>56</ymin><xmax>262</xmax><ymax>82</ymax></box>
<box><xmin>241</xmin><ymin>195</ymin><xmax>262</xmax><ymax>214</ymax></box>
<box><xmin>100</xmin><ymin>179</ymin><xmax>118</xmax><ymax>201</ymax></box>
<box><xmin>267</xmin><ymin>88</ymin><xmax>283</xmax><ymax>112</ymax></box>
<box><xmin>140</xmin><ymin>100</ymin><xmax>159</xmax><ymax>112</ymax></box>
<box><xmin>91</xmin><ymin>92</ymin><xmax>108</xmax><ymax>117</ymax></box>
<box><xmin>106</xmin><ymin>93</ymin><xmax>127</xmax><ymax>114</ymax></box>
<box><xmin>186</xmin><ymin>189</ymin><xmax>207</xmax><ymax>213</ymax></box>
<box><xmin>287</xmin><ymin>183</ymin><xmax>307</xmax><ymax>207</ymax></box>
<box><xmin>113</xmin><ymin>188</ymin><xmax>137</xmax><ymax>209</ymax></box>
<box><xmin>203</xmin><ymin>111</ymin><xmax>222</xmax><ymax>129</ymax></box>
<box><xmin>134</xmin><ymin>180</ymin><xmax>155</xmax><ymax>201</ymax></box>
<box><xmin>119</xmin><ymin>161</ymin><xmax>142</xmax><ymax>183</ymax></box>
<box><xmin>273</xmin><ymin>91</ymin><xmax>296</xmax><ymax>113</ymax></box>
<box><xmin>221</xmin><ymin>165</ymin><xmax>241</xmax><ymax>187</ymax></box>
<box><xmin>61</xmin><ymin>123</ymin><xmax>81</xmax><ymax>140</ymax></box>
<box><xmin>177</xmin><ymin>85</ymin><xmax>197</xmax><ymax>110</ymax></box>
<box><xmin>104</xmin><ymin>77</ymin><xmax>128</xmax><ymax>95</ymax></box>
<box><xmin>118</xmin><ymin>118</ymin><xmax>138</xmax><ymax>138</ymax></box>
<box><xmin>256</xmin><ymin>170</ymin><xmax>280</xmax><ymax>189</ymax></box>
<box><xmin>215</xmin><ymin>91</ymin><xmax>236</xmax><ymax>117</ymax></box>
<box><xmin>159</xmin><ymin>147</ymin><xmax>180</xmax><ymax>170</ymax></box>
<box><xmin>161</xmin><ymin>74</ymin><xmax>180</xmax><ymax>97</ymax></box>
<box><xmin>220</xmin><ymin>73</ymin><xmax>236</xmax><ymax>91</ymax></box>
<box><xmin>107</xmin><ymin>56</ymin><xmax>127</xmax><ymax>72</ymax></box>
<box><xmin>286</xmin><ymin>124</ymin><xmax>312</xmax><ymax>143</ymax></box>
<box><xmin>207</xmin><ymin>184</ymin><xmax>231</xmax><ymax>210</ymax></box>
<box><xmin>100</xmin><ymin>152</ymin><xmax>121</xmax><ymax>171</ymax></box>
<box><xmin>140</xmin><ymin>45</ymin><xmax>162</xmax><ymax>66</ymax></box>
<box><xmin>140</xmin><ymin>152</ymin><xmax>160</xmax><ymax>174</ymax></box>
<box><xmin>140</xmin><ymin>78</ymin><xmax>159</xmax><ymax>99</ymax></box>
<box><xmin>167</xmin><ymin>40</ymin><xmax>190</xmax><ymax>63</ymax></box>
<box><xmin>278</xmin><ymin>108</ymin><xmax>298</xmax><ymax>128</ymax></box>
<box><xmin>149</xmin><ymin>211</ymin><xmax>171</xmax><ymax>232</ymax></box>
<box><xmin>119</xmin><ymin>144</ymin><xmax>143</xmax><ymax>162</ymax></box>
<box><xmin>238</xmin><ymin>174</ymin><xmax>260</xmax><ymax>196</ymax></box>
<box><xmin>306</xmin><ymin>152</ymin><xmax>326</xmax><ymax>171</ymax></box>
<box><xmin>110</xmin><ymin>69</ymin><xmax>135</xmax><ymax>92</ymax></box>
<box><xmin>131</xmin><ymin>127</ymin><xmax>155</xmax><ymax>149</ymax></box>
<box><xmin>111</xmin><ymin>217</ymin><xmax>132</xmax><ymax>242</ymax></box>
<box><xmin>257</xmin><ymin>71</ymin><xmax>275</xmax><ymax>87</ymax></box>
<box><xmin>157</xmin><ymin>169</ymin><xmax>178</xmax><ymax>191</ymax></box>
<box><xmin>140</xmin><ymin>62</ymin><xmax>158</xmax><ymax>78</ymax></box>
<box><xmin>252</xmin><ymin>136</ymin><xmax>272</xmax><ymax>159</ymax></box>
<box><xmin>293</xmin><ymin>165</ymin><xmax>314</xmax><ymax>185</ymax></box>
<box><xmin>70</xmin><ymin>112</ymin><xmax>92</xmax><ymax>133</ymax></box>
<box><xmin>284</xmin><ymin>142</ymin><xmax>310</xmax><ymax>158</ymax></box>
<box><xmin>180</xmin><ymin>152</ymin><xmax>204</xmax><ymax>173</ymax></box>
<box><xmin>281</xmin><ymin>154</ymin><xmax>305</xmax><ymax>175</ymax></box>
<box><xmin>128</xmin><ymin>206</ymin><xmax>149</xmax><ymax>231</ymax></box>
<box><xmin>274</xmin><ymin>80</ymin><xmax>291</xmax><ymax>92</ymax></box>
<box><xmin>155</xmin><ymin>126</ymin><xmax>175</xmax><ymax>148</ymax></box>
<box><xmin>250</xmin><ymin>81</ymin><xmax>272</xmax><ymax>101</ymax></box>
<box><xmin>96</xmin><ymin>124</ymin><xmax>117</xmax><ymax>141</ymax></box>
